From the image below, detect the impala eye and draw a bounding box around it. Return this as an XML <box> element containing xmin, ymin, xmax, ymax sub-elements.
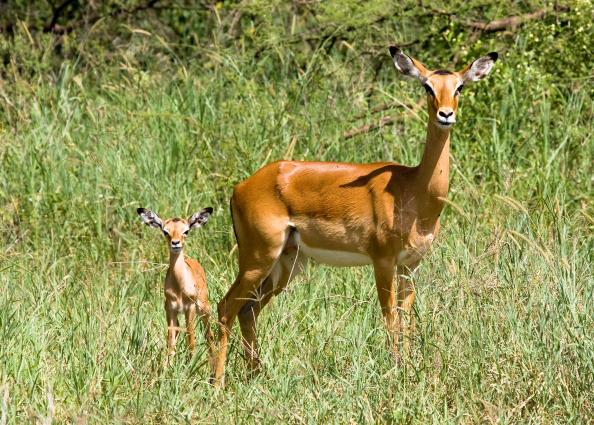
<box><xmin>162</xmin><ymin>229</ymin><xmax>170</xmax><ymax>237</ymax></box>
<box><xmin>455</xmin><ymin>85</ymin><xmax>464</xmax><ymax>95</ymax></box>
<box><xmin>423</xmin><ymin>83</ymin><xmax>435</xmax><ymax>97</ymax></box>
<box><xmin>183</xmin><ymin>230</ymin><xmax>189</xmax><ymax>236</ymax></box>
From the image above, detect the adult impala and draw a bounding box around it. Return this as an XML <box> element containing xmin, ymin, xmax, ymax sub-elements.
<box><xmin>213</xmin><ymin>47</ymin><xmax>498</xmax><ymax>385</ymax></box>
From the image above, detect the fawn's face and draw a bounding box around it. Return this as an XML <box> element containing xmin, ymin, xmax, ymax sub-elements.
<box><xmin>389</xmin><ymin>47</ymin><xmax>498</xmax><ymax>129</ymax></box>
<box><xmin>137</xmin><ymin>207</ymin><xmax>213</xmax><ymax>254</ymax></box>
<box><xmin>162</xmin><ymin>218</ymin><xmax>191</xmax><ymax>253</ymax></box>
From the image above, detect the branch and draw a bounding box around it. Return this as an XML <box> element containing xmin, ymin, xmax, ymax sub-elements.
<box><xmin>43</xmin><ymin>0</ymin><xmax>167</xmax><ymax>34</ymax></box>
<box><xmin>459</xmin><ymin>9</ymin><xmax>547</xmax><ymax>32</ymax></box>
<box><xmin>343</xmin><ymin>99</ymin><xmax>423</xmax><ymax>140</ymax></box>
<box><xmin>343</xmin><ymin>116</ymin><xmax>398</xmax><ymax>140</ymax></box>
<box><xmin>44</xmin><ymin>0</ymin><xmax>79</xmax><ymax>33</ymax></box>
<box><xmin>351</xmin><ymin>102</ymin><xmax>402</xmax><ymax>121</ymax></box>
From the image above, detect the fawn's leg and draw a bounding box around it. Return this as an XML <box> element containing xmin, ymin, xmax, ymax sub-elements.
<box><xmin>185</xmin><ymin>303</ymin><xmax>197</xmax><ymax>358</ymax></box>
<box><xmin>165</xmin><ymin>304</ymin><xmax>179</xmax><ymax>359</ymax></box>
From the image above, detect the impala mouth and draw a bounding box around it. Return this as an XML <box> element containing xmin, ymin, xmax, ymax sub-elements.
<box><xmin>170</xmin><ymin>246</ymin><xmax>182</xmax><ymax>253</ymax></box>
<box><xmin>436</xmin><ymin>119</ymin><xmax>455</xmax><ymax>128</ymax></box>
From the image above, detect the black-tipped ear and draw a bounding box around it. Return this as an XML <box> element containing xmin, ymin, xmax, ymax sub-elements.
<box><xmin>389</xmin><ymin>46</ymin><xmax>428</xmax><ymax>81</ymax></box>
<box><xmin>137</xmin><ymin>207</ymin><xmax>163</xmax><ymax>229</ymax></box>
<box><xmin>487</xmin><ymin>52</ymin><xmax>498</xmax><ymax>62</ymax></box>
<box><xmin>389</xmin><ymin>46</ymin><xmax>400</xmax><ymax>57</ymax></box>
<box><xmin>188</xmin><ymin>207</ymin><xmax>213</xmax><ymax>230</ymax></box>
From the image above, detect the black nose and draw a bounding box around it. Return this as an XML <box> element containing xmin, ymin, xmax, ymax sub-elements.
<box><xmin>171</xmin><ymin>240</ymin><xmax>181</xmax><ymax>246</ymax></box>
<box><xmin>438</xmin><ymin>110</ymin><xmax>454</xmax><ymax>118</ymax></box>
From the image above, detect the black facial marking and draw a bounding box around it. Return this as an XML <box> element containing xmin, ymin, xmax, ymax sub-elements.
<box><xmin>171</xmin><ymin>218</ymin><xmax>182</xmax><ymax>222</ymax></box>
<box><xmin>423</xmin><ymin>83</ymin><xmax>435</xmax><ymax>97</ymax></box>
<box><xmin>433</xmin><ymin>69</ymin><xmax>453</xmax><ymax>75</ymax></box>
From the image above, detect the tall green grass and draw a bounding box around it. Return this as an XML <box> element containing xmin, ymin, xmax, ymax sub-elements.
<box><xmin>0</xmin><ymin>45</ymin><xmax>592</xmax><ymax>423</ymax></box>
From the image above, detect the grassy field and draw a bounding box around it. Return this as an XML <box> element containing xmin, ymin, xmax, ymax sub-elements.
<box><xmin>0</xmin><ymin>39</ymin><xmax>593</xmax><ymax>423</ymax></box>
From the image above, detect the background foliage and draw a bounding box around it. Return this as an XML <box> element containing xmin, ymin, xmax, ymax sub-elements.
<box><xmin>0</xmin><ymin>0</ymin><xmax>592</xmax><ymax>423</ymax></box>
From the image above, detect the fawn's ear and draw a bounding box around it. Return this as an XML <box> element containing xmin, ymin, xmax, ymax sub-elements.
<box><xmin>188</xmin><ymin>207</ymin><xmax>213</xmax><ymax>230</ymax></box>
<box><xmin>389</xmin><ymin>46</ymin><xmax>429</xmax><ymax>82</ymax></box>
<box><xmin>460</xmin><ymin>52</ymin><xmax>498</xmax><ymax>83</ymax></box>
<box><xmin>137</xmin><ymin>208</ymin><xmax>163</xmax><ymax>229</ymax></box>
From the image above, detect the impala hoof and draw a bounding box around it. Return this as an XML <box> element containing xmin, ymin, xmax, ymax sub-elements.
<box><xmin>209</xmin><ymin>375</ymin><xmax>225</xmax><ymax>388</ymax></box>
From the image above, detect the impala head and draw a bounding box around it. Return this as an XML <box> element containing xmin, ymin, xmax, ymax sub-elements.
<box><xmin>137</xmin><ymin>207</ymin><xmax>213</xmax><ymax>254</ymax></box>
<box><xmin>389</xmin><ymin>46</ymin><xmax>498</xmax><ymax>129</ymax></box>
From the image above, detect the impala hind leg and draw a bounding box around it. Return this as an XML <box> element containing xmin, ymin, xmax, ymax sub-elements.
<box><xmin>198</xmin><ymin>308</ymin><xmax>216</xmax><ymax>367</ymax></box>
<box><xmin>238</xmin><ymin>243</ymin><xmax>307</xmax><ymax>373</ymax></box>
<box><xmin>212</xmin><ymin>231</ymin><xmax>287</xmax><ymax>386</ymax></box>
<box><xmin>397</xmin><ymin>265</ymin><xmax>417</xmax><ymax>355</ymax></box>
<box><xmin>373</xmin><ymin>258</ymin><xmax>399</xmax><ymax>359</ymax></box>
<box><xmin>185</xmin><ymin>304</ymin><xmax>197</xmax><ymax>358</ymax></box>
<box><xmin>237</xmin><ymin>276</ymin><xmax>274</xmax><ymax>373</ymax></box>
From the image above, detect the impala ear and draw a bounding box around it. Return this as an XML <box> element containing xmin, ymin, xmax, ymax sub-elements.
<box><xmin>137</xmin><ymin>208</ymin><xmax>163</xmax><ymax>229</ymax></box>
<box><xmin>389</xmin><ymin>46</ymin><xmax>429</xmax><ymax>82</ymax></box>
<box><xmin>461</xmin><ymin>52</ymin><xmax>498</xmax><ymax>83</ymax></box>
<box><xmin>188</xmin><ymin>207</ymin><xmax>213</xmax><ymax>230</ymax></box>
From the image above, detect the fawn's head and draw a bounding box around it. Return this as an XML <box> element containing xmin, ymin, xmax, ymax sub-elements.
<box><xmin>389</xmin><ymin>46</ymin><xmax>498</xmax><ymax>129</ymax></box>
<box><xmin>137</xmin><ymin>207</ymin><xmax>213</xmax><ymax>254</ymax></box>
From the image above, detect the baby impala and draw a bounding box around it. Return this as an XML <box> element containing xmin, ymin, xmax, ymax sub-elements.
<box><xmin>137</xmin><ymin>207</ymin><xmax>215</xmax><ymax>362</ymax></box>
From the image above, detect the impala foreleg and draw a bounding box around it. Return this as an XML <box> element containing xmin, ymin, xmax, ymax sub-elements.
<box><xmin>373</xmin><ymin>258</ymin><xmax>399</xmax><ymax>359</ymax></box>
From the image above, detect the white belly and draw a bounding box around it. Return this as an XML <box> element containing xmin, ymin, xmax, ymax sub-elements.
<box><xmin>295</xmin><ymin>233</ymin><xmax>372</xmax><ymax>267</ymax></box>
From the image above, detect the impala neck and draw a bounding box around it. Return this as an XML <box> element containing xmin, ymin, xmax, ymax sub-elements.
<box><xmin>169</xmin><ymin>250</ymin><xmax>186</xmax><ymax>275</ymax></box>
<box><xmin>415</xmin><ymin>118</ymin><xmax>451</xmax><ymax>210</ymax></box>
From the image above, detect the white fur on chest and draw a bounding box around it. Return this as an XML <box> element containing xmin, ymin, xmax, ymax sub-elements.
<box><xmin>396</xmin><ymin>233</ymin><xmax>435</xmax><ymax>266</ymax></box>
<box><xmin>165</xmin><ymin>263</ymin><xmax>201</xmax><ymax>314</ymax></box>
<box><xmin>176</xmin><ymin>267</ymin><xmax>199</xmax><ymax>298</ymax></box>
